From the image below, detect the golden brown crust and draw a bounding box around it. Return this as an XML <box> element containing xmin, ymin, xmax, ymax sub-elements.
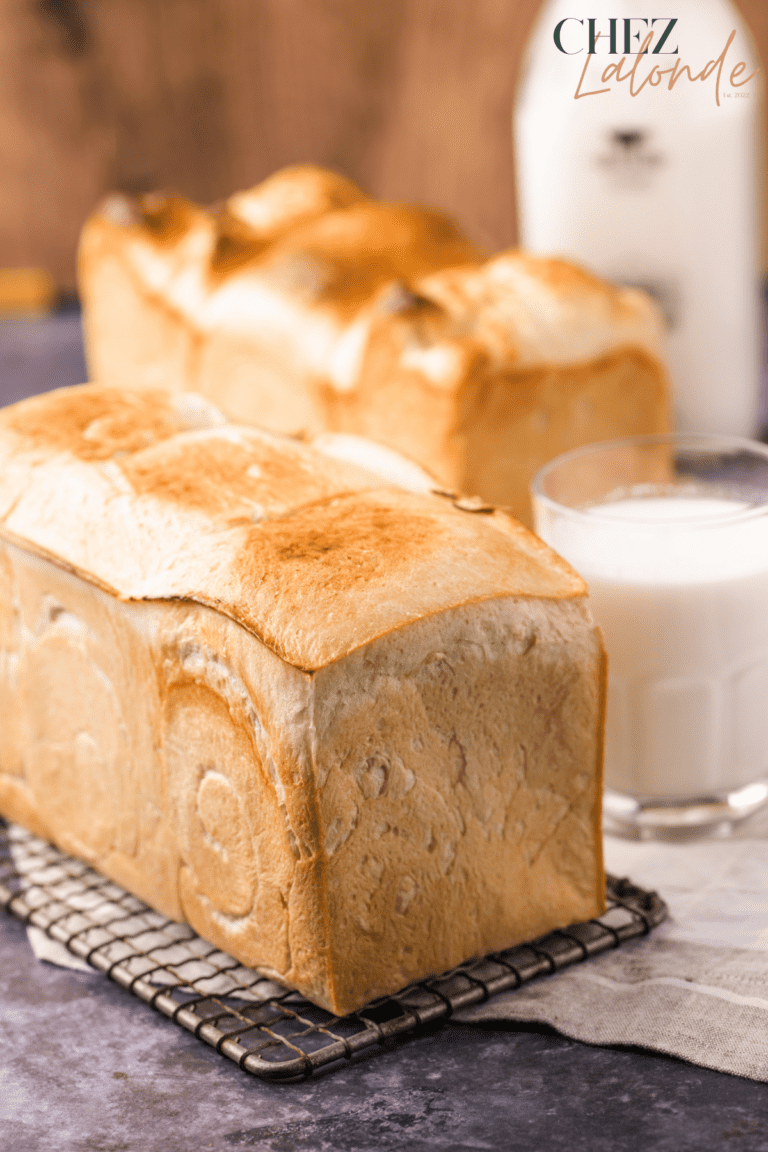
<box><xmin>267</xmin><ymin>203</ymin><xmax>483</xmax><ymax>311</ymax></box>
<box><xmin>5</xmin><ymin>386</ymin><xmax>184</xmax><ymax>461</ymax></box>
<box><xmin>227</xmin><ymin>165</ymin><xmax>369</xmax><ymax>235</ymax></box>
<box><xmin>592</xmin><ymin>635</ymin><xmax>608</xmax><ymax>911</ymax></box>
<box><xmin>504</xmin><ymin>252</ymin><xmax>618</xmax><ymax>297</ymax></box>
<box><xmin>0</xmin><ymin>385</ymin><xmax>586</xmax><ymax>673</ymax></box>
<box><xmin>137</xmin><ymin>192</ymin><xmax>200</xmax><ymax>245</ymax></box>
<box><xmin>0</xmin><ymin>382</ymin><xmax>606</xmax><ymax>1013</ymax></box>
<box><xmin>455</xmin><ymin>345</ymin><xmax>671</xmax><ymax>524</ymax></box>
<box><xmin>208</xmin><ymin>208</ymin><xmax>271</xmax><ymax>281</ymax></box>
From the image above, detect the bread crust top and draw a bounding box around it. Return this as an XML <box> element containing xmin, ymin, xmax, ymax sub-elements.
<box><xmin>0</xmin><ymin>384</ymin><xmax>586</xmax><ymax>670</ymax></box>
<box><xmin>80</xmin><ymin>164</ymin><xmax>664</xmax><ymax>395</ymax></box>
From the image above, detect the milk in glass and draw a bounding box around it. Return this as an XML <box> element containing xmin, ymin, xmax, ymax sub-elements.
<box><xmin>542</xmin><ymin>496</ymin><xmax>768</xmax><ymax>799</ymax></box>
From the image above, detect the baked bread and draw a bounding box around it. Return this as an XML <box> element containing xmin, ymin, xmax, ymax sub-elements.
<box><xmin>0</xmin><ymin>383</ymin><xmax>606</xmax><ymax>1014</ymax></box>
<box><xmin>79</xmin><ymin>165</ymin><xmax>670</xmax><ymax>527</ymax></box>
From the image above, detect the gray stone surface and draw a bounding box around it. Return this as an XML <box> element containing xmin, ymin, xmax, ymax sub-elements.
<box><xmin>3</xmin><ymin>912</ymin><xmax>768</xmax><ymax>1152</ymax></box>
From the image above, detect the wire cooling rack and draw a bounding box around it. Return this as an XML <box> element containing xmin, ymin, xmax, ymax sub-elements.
<box><xmin>0</xmin><ymin>819</ymin><xmax>667</xmax><ymax>1082</ymax></box>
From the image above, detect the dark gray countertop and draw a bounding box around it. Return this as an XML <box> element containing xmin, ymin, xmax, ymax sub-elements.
<box><xmin>5</xmin><ymin>911</ymin><xmax>768</xmax><ymax>1152</ymax></box>
<box><xmin>3</xmin><ymin>315</ymin><xmax>768</xmax><ymax>1151</ymax></box>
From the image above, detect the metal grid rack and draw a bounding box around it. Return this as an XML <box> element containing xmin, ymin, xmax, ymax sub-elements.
<box><xmin>0</xmin><ymin>819</ymin><xmax>667</xmax><ymax>1082</ymax></box>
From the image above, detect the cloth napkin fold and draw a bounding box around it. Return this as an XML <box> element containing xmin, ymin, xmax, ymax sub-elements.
<box><xmin>456</xmin><ymin>831</ymin><xmax>768</xmax><ymax>1082</ymax></box>
<box><xmin>25</xmin><ymin>924</ymin><xmax>92</xmax><ymax>972</ymax></box>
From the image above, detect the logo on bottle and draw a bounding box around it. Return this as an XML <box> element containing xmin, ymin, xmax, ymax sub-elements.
<box><xmin>595</xmin><ymin>128</ymin><xmax>664</xmax><ymax>190</ymax></box>
<box><xmin>554</xmin><ymin>17</ymin><xmax>678</xmax><ymax>57</ymax></box>
<box><xmin>554</xmin><ymin>20</ymin><xmax>759</xmax><ymax>106</ymax></box>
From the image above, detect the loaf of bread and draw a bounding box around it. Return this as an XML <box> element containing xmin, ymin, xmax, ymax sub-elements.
<box><xmin>79</xmin><ymin>165</ymin><xmax>670</xmax><ymax>527</ymax></box>
<box><xmin>0</xmin><ymin>383</ymin><xmax>606</xmax><ymax>1014</ymax></box>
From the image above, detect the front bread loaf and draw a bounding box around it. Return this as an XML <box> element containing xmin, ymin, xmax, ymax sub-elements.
<box><xmin>0</xmin><ymin>384</ymin><xmax>606</xmax><ymax>1014</ymax></box>
<box><xmin>79</xmin><ymin>164</ymin><xmax>670</xmax><ymax>526</ymax></box>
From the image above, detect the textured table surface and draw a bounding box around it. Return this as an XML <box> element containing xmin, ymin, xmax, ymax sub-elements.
<box><xmin>6</xmin><ymin>912</ymin><xmax>768</xmax><ymax>1152</ymax></box>
<box><xmin>3</xmin><ymin>316</ymin><xmax>768</xmax><ymax>1151</ymax></box>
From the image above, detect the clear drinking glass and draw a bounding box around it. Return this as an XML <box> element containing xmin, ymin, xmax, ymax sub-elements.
<box><xmin>532</xmin><ymin>433</ymin><xmax>768</xmax><ymax>838</ymax></box>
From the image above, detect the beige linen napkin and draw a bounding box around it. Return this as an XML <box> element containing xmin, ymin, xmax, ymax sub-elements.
<box><xmin>456</xmin><ymin>832</ymin><xmax>768</xmax><ymax>1082</ymax></box>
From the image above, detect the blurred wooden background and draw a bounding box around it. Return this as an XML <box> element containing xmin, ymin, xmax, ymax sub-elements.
<box><xmin>1</xmin><ymin>0</ymin><xmax>766</xmax><ymax>288</ymax></box>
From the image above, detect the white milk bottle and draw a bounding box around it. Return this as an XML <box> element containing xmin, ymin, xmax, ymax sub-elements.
<box><xmin>514</xmin><ymin>0</ymin><xmax>764</xmax><ymax>437</ymax></box>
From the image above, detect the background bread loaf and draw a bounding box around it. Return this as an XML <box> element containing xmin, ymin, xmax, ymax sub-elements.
<box><xmin>79</xmin><ymin>165</ymin><xmax>671</xmax><ymax>526</ymax></box>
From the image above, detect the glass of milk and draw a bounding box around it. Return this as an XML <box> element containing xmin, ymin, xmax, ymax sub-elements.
<box><xmin>532</xmin><ymin>434</ymin><xmax>768</xmax><ymax>838</ymax></box>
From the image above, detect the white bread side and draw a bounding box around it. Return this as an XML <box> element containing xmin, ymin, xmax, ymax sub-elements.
<box><xmin>79</xmin><ymin>165</ymin><xmax>670</xmax><ymax>525</ymax></box>
<box><xmin>0</xmin><ymin>384</ymin><xmax>606</xmax><ymax>1013</ymax></box>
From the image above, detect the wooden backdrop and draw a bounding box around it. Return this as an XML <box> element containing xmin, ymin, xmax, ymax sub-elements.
<box><xmin>1</xmin><ymin>0</ymin><xmax>766</xmax><ymax>288</ymax></box>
